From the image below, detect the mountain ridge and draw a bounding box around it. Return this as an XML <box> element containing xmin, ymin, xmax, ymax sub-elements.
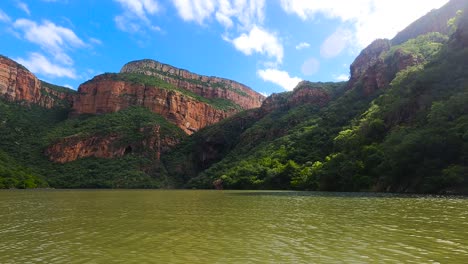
<box><xmin>0</xmin><ymin>0</ymin><xmax>466</xmax><ymax>192</ymax></box>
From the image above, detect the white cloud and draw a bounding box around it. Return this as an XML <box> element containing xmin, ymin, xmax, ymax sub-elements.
<box><xmin>280</xmin><ymin>0</ymin><xmax>449</xmax><ymax>47</ymax></box>
<box><xmin>320</xmin><ymin>28</ymin><xmax>352</xmax><ymax>58</ymax></box>
<box><xmin>258</xmin><ymin>68</ymin><xmax>302</xmax><ymax>91</ymax></box>
<box><xmin>172</xmin><ymin>0</ymin><xmax>216</xmax><ymax>24</ymax></box>
<box><xmin>295</xmin><ymin>42</ymin><xmax>310</xmax><ymax>50</ymax></box>
<box><xmin>17</xmin><ymin>2</ymin><xmax>31</xmax><ymax>15</ymax></box>
<box><xmin>334</xmin><ymin>74</ymin><xmax>349</xmax><ymax>81</ymax></box>
<box><xmin>115</xmin><ymin>15</ymin><xmax>142</xmax><ymax>33</ymax></box>
<box><xmin>230</xmin><ymin>26</ymin><xmax>283</xmax><ymax>63</ymax></box>
<box><xmin>16</xmin><ymin>53</ymin><xmax>77</xmax><ymax>79</ymax></box>
<box><xmin>0</xmin><ymin>9</ymin><xmax>11</xmax><ymax>23</ymax></box>
<box><xmin>114</xmin><ymin>0</ymin><xmax>160</xmax><ymax>33</ymax></box>
<box><xmin>171</xmin><ymin>0</ymin><xmax>265</xmax><ymax>29</ymax></box>
<box><xmin>13</xmin><ymin>19</ymin><xmax>86</xmax><ymax>65</ymax></box>
<box><xmin>301</xmin><ymin>58</ymin><xmax>320</xmax><ymax>76</ymax></box>
<box><xmin>115</xmin><ymin>0</ymin><xmax>159</xmax><ymax>19</ymax></box>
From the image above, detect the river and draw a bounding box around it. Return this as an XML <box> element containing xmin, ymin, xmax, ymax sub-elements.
<box><xmin>0</xmin><ymin>190</ymin><xmax>467</xmax><ymax>263</ymax></box>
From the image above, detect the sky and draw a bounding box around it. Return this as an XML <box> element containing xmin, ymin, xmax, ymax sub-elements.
<box><xmin>0</xmin><ymin>0</ymin><xmax>450</xmax><ymax>95</ymax></box>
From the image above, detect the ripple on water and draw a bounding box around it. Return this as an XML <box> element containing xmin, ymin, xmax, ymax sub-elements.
<box><xmin>0</xmin><ymin>190</ymin><xmax>467</xmax><ymax>263</ymax></box>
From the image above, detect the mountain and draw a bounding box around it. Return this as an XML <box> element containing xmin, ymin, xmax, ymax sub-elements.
<box><xmin>0</xmin><ymin>55</ymin><xmax>76</xmax><ymax>108</ymax></box>
<box><xmin>0</xmin><ymin>57</ymin><xmax>263</xmax><ymax>188</ymax></box>
<box><xmin>163</xmin><ymin>1</ymin><xmax>468</xmax><ymax>193</ymax></box>
<box><xmin>0</xmin><ymin>0</ymin><xmax>467</xmax><ymax>193</ymax></box>
<box><xmin>72</xmin><ymin>59</ymin><xmax>264</xmax><ymax>134</ymax></box>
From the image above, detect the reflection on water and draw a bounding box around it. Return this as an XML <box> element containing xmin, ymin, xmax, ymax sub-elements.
<box><xmin>0</xmin><ymin>190</ymin><xmax>467</xmax><ymax>263</ymax></box>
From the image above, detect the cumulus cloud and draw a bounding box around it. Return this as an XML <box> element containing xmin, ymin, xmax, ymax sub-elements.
<box><xmin>230</xmin><ymin>26</ymin><xmax>283</xmax><ymax>63</ymax></box>
<box><xmin>295</xmin><ymin>42</ymin><xmax>310</xmax><ymax>50</ymax></box>
<box><xmin>171</xmin><ymin>1</ymin><xmax>278</xmax><ymax>65</ymax></box>
<box><xmin>172</xmin><ymin>0</ymin><xmax>216</xmax><ymax>24</ymax></box>
<box><xmin>301</xmin><ymin>58</ymin><xmax>320</xmax><ymax>76</ymax></box>
<box><xmin>258</xmin><ymin>68</ymin><xmax>302</xmax><ymax>91</ymax></box>
<box><xmin>16</xmin><ymin>52</ymin><xmax>77</xmax><ymax>79</ymax></box>
<box><xmin>13</xmin><ymin>19</ymin><xmax>86</xmax><ymax>65</ymax></box>
<box><xmin>172</xmin><ymin>0</ymin><xmax>265</xmax><ymax>29</ymax></box>
<box><xmin>114</xmin><ymin>0</ymin><xmax>160</xmax><ymax>33</ymax></box>
<box><xmin>280</xmin><ymin>0</ymin><xmax>449</xmax><ymax>47</ymax></box>
<box><xmin>320</xmin><ymin>28</ymin><xmax>353</xmax><ymax>58</ymax></box>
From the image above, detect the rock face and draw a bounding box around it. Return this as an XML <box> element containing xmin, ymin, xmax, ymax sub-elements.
<box><xmin>46</xmin><ymin>126</ymin><xmax>180</xmax><ymax>163</ymax></box>
<box><xmin>71</xmin><ymin>74</ymin><xmax>235</xmax><ymax>134</ymax></box>
<box><xmin>347</xmin><ymin>39</ymin><xmax>392</xmax><ymax>95</ymax></box>
<box><xmin>347</xmin><ymin>39</ymin><xmax>423</xmax><ymax>96</ymax></box>
<box><xmin>0</xmin><ymin>56</ymin><xmax>74</xmax><ymax>108</ymax></box>
<box><xmin>392</xmin><ymin>0</ymin><xmax>468</xmax><ymax>45</ymax></box>
<box><xmin>120</xmin><ymin>59</ymin><xmax>264</xmax><ymax>109</ymax></box>
<box><xmin>261</xmin><ymin>81</ymin><xmax>330</xmax><ymax>112</ymax></box>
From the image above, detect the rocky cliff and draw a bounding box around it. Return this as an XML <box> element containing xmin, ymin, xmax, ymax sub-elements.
<box><xmin>392</xmin><ymin>0</ymin><xmax>467</xmax><ymax>45</ymax></box>
<box><xmin>0</xmin><ymin>56</ymin><xmax>74</xmax><ymax>108</ymax></box>
<box><xmin>261</xmin><ymin>81</ymin><xmax>331</xmax><ymax>112</ymax></box>
<box><xmin>347</xmin><ymin>37</ymin><xmax>433</xmax><ymax>96</ymax></box>
<box><xmin>347</xmin><ymin>39</ymin><xmax>391</xmax><ymax>94</ymax></box>
<box><xmin>120</xmin><ymin>59</ymin><xmax>264</xmax><ymax>109</ymax></box>
<box><xmin>45</xmin><ymin>125</ymin><xmax>180</xmax><ymax>163</ymax></box>
<box><xmin>71</xmin><ymin>74</ymin><xmax>235</xmax><ymax>134</ymax></box>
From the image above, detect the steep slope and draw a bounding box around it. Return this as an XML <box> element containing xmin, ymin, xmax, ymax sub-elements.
<box><xmin>72</xmin><ymin>61</ymin><xmax>265</xmax><ymax>134</ymax></box>
<box><xmin>392</xmin><ymin>0</ymin><xmax>467</xmax><ymax>45</ymax></box>
<box><xmin>165</xmin><ymin>3</ymin><xmax>468</xmax><ymax>193</ymax></box>
<box><xmin>71</xmin><ymin>73</ymin><xmax>237</xmax><ymax>134</ymax></box>
<box><xmin>121</xmin><ymin>59</ymin><xmax>264</xmax><ymax>109</ymax></box>
<box><xmin>0</xmin><ymin>55</ymin><xmax>76</xmax><ymax>108</ymax></box>
<box><xmin>0</xmin><ymin>0</ymin><xmax>466</xmax><ymax>192</ymax></box>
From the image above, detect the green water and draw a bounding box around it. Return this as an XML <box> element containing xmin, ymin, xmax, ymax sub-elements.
<box><xmin>0</xmin><ymin>190</ymin><xmax>467</xmax><ymax>263</ymax></box>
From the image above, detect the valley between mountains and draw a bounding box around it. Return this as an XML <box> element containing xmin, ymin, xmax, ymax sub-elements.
<box><xmin>0</xmin><ymin>0</ymin><xmax>467</xmax><ymax>194</ymax></box>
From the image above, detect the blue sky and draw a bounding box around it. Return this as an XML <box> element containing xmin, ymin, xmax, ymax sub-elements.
<box><xmin>0</xmin><ymin>0</ymin><xmax>449</xmax><ymax>95</ymax></box>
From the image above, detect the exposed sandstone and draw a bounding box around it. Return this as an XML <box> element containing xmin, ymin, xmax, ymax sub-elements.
<box><xmin>347</xmin><ymin>39</ymin><xmax>422</xmax><ymax>96</ymax></box>
<box><xmin>45</xmin><ymin>126</ymin><xmax>180</xmax><ymax>163</ymax></box>
<box><xmin>71</xmin><ymin>75</ymin><xmax>235</xmax><ymax>134</ymax></box>
<box><xmin>261</xmin><ymin>81</ymin><xmax>330</xmax><ymax>113</ymax></box>
<box><xmin>120</xmin><ymin>59</ymin><xmax>264</xmax><ymax>109</ymax></box>
<box><xmin>0</xmin><ymin>56</ymin><xmax>74</xmax><ymax>108</ymax></box>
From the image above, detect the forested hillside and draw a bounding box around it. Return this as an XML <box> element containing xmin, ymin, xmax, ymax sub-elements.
<box><xmin>0</xmin><ymin>1</ymin><xmax>466</xmax><ymax>193</ymax></box>
<box><xmin>165</xmin><ymin>10</ymin><xmax>468</xmax><ymax>194</ymax></box>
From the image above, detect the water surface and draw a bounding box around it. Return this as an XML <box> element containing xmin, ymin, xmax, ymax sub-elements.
<box><xmin>0</xmin><ymin>190</ymin><xmax>467</xmax><ymax>263</ymax></box>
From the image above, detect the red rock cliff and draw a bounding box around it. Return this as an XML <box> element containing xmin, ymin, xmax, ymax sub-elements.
<box><xmin>0</xmin><ymin>56</ymin><xmax>74</xmax><ymax>108</ymax></box>
<box><xmin>347</xmin><ymin>39</ymin><xmax>423</xmax><ymax>96</ymax></box>
<box><xmin>120</xmin><ymin>59</ymin><xmax>264</xmax><ymax>109</ymax></box>
<box><xmin>71</xmin><ymin>74</ymin><xmax>236</xmax><ymax>134</ymax></box>
<box><xmin>45</xmin><ymin>125</ymin><xmax>180</xmax><ymax>163</ymax></box>
<box><xmin>261</xmin><ymin>81</ymin><xmax>330</xmax><ymax>113</ymax></box>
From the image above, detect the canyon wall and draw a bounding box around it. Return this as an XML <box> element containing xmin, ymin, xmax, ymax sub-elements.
<box><xmin>0</xmin><ymin>56</ymin><xmax>74</xmax><ymax>108</ymax></box>
<box><xmin>120</xmin><ymin>59</ymin><xmax>264</xmax><ymax>109</ymax></box>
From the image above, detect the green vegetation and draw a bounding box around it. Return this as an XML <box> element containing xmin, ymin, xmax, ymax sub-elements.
<box><xmin>135</xmin><ymin>64</ymin><xmax>250</xmax><ymax>97</ymax></box>
<box><xmin>40</xmin><ymin>81</ymin><xmax>77</xmax><ymax>94</ymax></box>
<box><xmin>169</xmin><ymin>23</ymin><xmax>468</xmax><ymax>194</ymax></box>
<box><xmin>0</xmin><ymin>101</ymin><xmax>185</xmax><ymax>189</ymax></box>
<box><xmin>0</xmin><ymin>150</ymin><xmax>48</xmax><ymax>189</ymax></box>
<box><xmin>101</xmin><ymin>73</ymin><xmax>242</xmax><ymax>111</ymax></box>
<box><xmin>46</xmin><ymin>106</ymin><xmax>186</xmax><ymax>144</ymax></box>
<box><xmin>1</xmin><ymin>8</ymin><xmax>467</xmax><ymax>193</ymax></box>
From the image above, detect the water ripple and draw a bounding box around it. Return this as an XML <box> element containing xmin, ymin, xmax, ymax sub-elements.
<box><xmin>0</xmin><ymin>190</ymin><xmax>467</xmax><ymax>263</ymax></box>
